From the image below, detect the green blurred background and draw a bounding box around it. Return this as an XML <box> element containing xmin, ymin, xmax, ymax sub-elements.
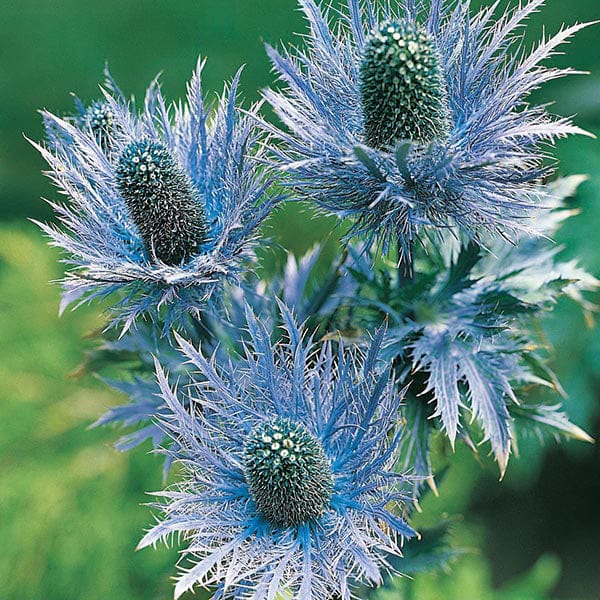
<box><xmin>1</xmin><ymin>1</ymin><xmax>599</xmax><ymax>598</ymax></box>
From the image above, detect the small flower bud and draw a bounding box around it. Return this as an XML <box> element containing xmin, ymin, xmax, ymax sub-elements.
<box><xmin>84</xmin><ymin>101</ymin><xmax>117</xmax><ymax>150</ymax></box>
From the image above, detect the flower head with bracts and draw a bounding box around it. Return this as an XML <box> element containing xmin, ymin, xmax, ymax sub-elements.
<box><xmin>263</xmin><ymin>0</ymin><xmax>591</xmax><ymax>257</ymax></box>
<box><xmin>139</xmin><ymin>304</ymin><xmax>417</xmax><ymax>599</ymax></box>
<box><xmin>33</xmin><ymin>60</ymin><xmax>280</xmax><ymax>333</ymax></box>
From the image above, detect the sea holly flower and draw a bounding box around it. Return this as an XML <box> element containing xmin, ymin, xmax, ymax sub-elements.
<box><xmin>40</xmin><ymin>69</ymin><xmax>122</xmax><ymax>154</ymax></box>
<box><xmin>139</xmin><ymin>304</ymin><xmax>416</xmax><ymax>599</ymax></box>
<box><xmin>79</xmin><ymin>100</ymin><xmax>118</xmax><ymax>150</ymax></box>
<box><xmin>33</xmin><ymin>59</ymin><xmax>279</xmax><ymax>333</ymax></box>
<box><xmin>263</xmin><ymin>0</ymin><xmax>590</xmax><ymax>257</ymax></box>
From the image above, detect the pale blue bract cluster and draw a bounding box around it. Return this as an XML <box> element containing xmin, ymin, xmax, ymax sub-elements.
<box><xmin>35</xmin><ymin>60</ymin><xmax>278</xmax><ymax>333</ymax></box>
<box><xmin>33</xmin><ymin>1</ymin><xmax>596</xmax><ymax>599</ymax></box>
<box><xmin>139</xmin><ymin>307</ymin><xmax>416</xmax><ymax>599</ymax></box>
<box><xmin>263</xmin><ymin>0</ymin><xmax>590</xmax><ymax>256</ymax></box>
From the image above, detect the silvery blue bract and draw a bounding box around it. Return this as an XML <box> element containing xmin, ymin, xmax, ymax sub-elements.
<box><xmin>324</xmin><ymin>177</ymin><xmax>597</xmax><ymax>480</ymax></box>
<box><xmin>34</xmin><ymin>61</ymin><xmax>279</xmax><ymax>333</ymax></box>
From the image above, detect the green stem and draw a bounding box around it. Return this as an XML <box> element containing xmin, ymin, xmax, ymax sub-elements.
<box><xmin>397</xmin><ymin>239</ymin><xmax>414</xmax><ymax>289</ymax></box>
<box><xmin>190</xmin><ymin>311</ymin><xmax>213</xmax><ymax>345</ymax></box>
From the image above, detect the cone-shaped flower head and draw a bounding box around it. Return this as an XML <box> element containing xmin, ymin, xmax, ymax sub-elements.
<box><xmin>360</xmin><ymin>20</ymin><xmax>450</xmax><ymax>148</ymax></box>
<box><xmin>263</xmin><ymin>0</ymin><xmax>590</xmax><ymax>256</ymax></box>
<box><xmin>33</xmin><ymin>60</ymin><xmax>279</xmax><ymax>333</ymax></box>
<box><xmin>115</xmin><ymin>140</ymin><xmax>208</xmax><ymax>265</ymax></box>
<box><xmin>244</xmin><ymin>416</ymin><xmax>334</xmax><ymax>528</ymax></box>
<box><xmin>139</xmin><ymin>304</ymin><xmax>416</xmax><ymax>599</ymax></box>
<box><xmin>83</xmin><ymin>100</ymin><xmax>116</xmax><ymax>148</ymax></box>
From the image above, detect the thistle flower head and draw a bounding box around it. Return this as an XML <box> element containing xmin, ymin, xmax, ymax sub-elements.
<box><xmin>360</xmin><ymin>20</ymin><xmax>450</xmax><ymax>147</ymax></box>
<box><xmin>139</xmin><ymin>304</ymin><xmax>416</xmax><ymax>599</ymax></box>
<box><xmin>33</xmin><ymin>60</ymin><xmax>279</xmax><ymax>333</ymax></box>
<box><xmin>83</xmin><ymin>100</ymin><xmax>116</xmax><ymax>147</ymax></box>
<box><xmin>244</xmin><ymin>416</ymin><xmax>334</xmax><ymax>527</ymax></box>
<box><xmin>115</xmin><ymin>139</ymin><xmax>208</xmax><ymax>265</ymax></box>
<box><xmin>263</xmin><ymin>0</ymin><xmax>590</xmax><ymax>256</ymax></box>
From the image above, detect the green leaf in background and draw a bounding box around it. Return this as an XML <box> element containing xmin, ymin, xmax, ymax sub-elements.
<box><xmin>0</xmin><ymin>225</ymin><xmax>179</xmax><ymax>600</ymax></box>
<box><xmin>373</xmin><ymin>554</ymin><xmax>561</xmax><ymax>600</ymax></box>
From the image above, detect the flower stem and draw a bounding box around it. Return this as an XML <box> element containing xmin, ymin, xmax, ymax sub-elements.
<box><xmin>397</xmin><ymin>239</ymin><xmax>414</xmax><ymax>288</ymax></box>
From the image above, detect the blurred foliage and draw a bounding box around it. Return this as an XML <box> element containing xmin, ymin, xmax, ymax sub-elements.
<box><xmin>1</xmin><ymin>0</ymin><xmax>599</xmax><ymax>599</ymax></box>
<box><xmin>0</xmin><ymin>226</ymin><xmax>179</xmax><ymax>599</ymax></box>
<box><xmin>380</xmin><ymin>554</ymin><xmax>562</xmax><ymax>600</ymax></box>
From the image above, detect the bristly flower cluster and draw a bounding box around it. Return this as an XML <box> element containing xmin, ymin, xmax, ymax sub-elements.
<box><xmin>139</xmin><ymin>305</ymin><xmax>416</xmax><ymax>599</ymax></box>
<box><xmin>33</xmin><ymin>60</ymin><xmax>280</xmax><ymax>333</ymax></box>
<box><xmin>32</xmin><ymin>2</ymin><xmax>597</xmax><ymax>599</ymax></box>
<box><xmin>262</xmin><ymin>0</ymin><xmax>590</xmax><ymax>257</ymax></box>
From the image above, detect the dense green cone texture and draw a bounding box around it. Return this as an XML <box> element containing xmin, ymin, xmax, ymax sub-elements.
<box><xmin>116</xmin><ymin>140</ymin><xmax>208</xmax><ymax>265</ymax></box>
<box><xmin>360</xmin><ymin>21</ymin><xmax>450</xmax><ymax>148</ymax></box>
<box><xmin>243</xmin><ymin>417</ymin><xmax>334</xmax><ymax>528</ymax></box>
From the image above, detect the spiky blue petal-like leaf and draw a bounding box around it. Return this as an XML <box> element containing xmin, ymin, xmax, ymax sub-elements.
<box><xmin>323</xmin><ymin>178</ymin><xmax>595</xmax><ymax>477</ymax></box>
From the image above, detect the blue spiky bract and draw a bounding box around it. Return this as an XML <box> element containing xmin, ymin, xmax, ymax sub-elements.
<box><xmin>116</xmin><ymin>139</ymin><xmax>208</xmax><ymax>265</ymax></box>
<box><xmin>360</xmin><ymin>20</ymin><xmax>450</xmax><ymax>147</ymax></box>
<box><xmin>263</xmin><ymin>0</ymin><xmax>591</xmax><ymax>257</ymax></box>
<box><xmin>307</xmin><ymin>177</ymin><xmax>595</xmax><ymax>480</ymax></box>
<box><xmin>398</xmin><ymin>178</ymin><xmax>596</xmax><ymax>478</ymax></box>
<box><xmin>139</xmin><ymin>304</ymin><xmax>416</xmax><ymax>599</ymax></box>
<box><xmin>33</xmin><ymin>59</ymin><xmax>279</xmax><ymax>334</ymax></box>
<box><xmin>87</xmin><ymin>317</ymin><xmax>211</xmax><ymax>458</ymax></box>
